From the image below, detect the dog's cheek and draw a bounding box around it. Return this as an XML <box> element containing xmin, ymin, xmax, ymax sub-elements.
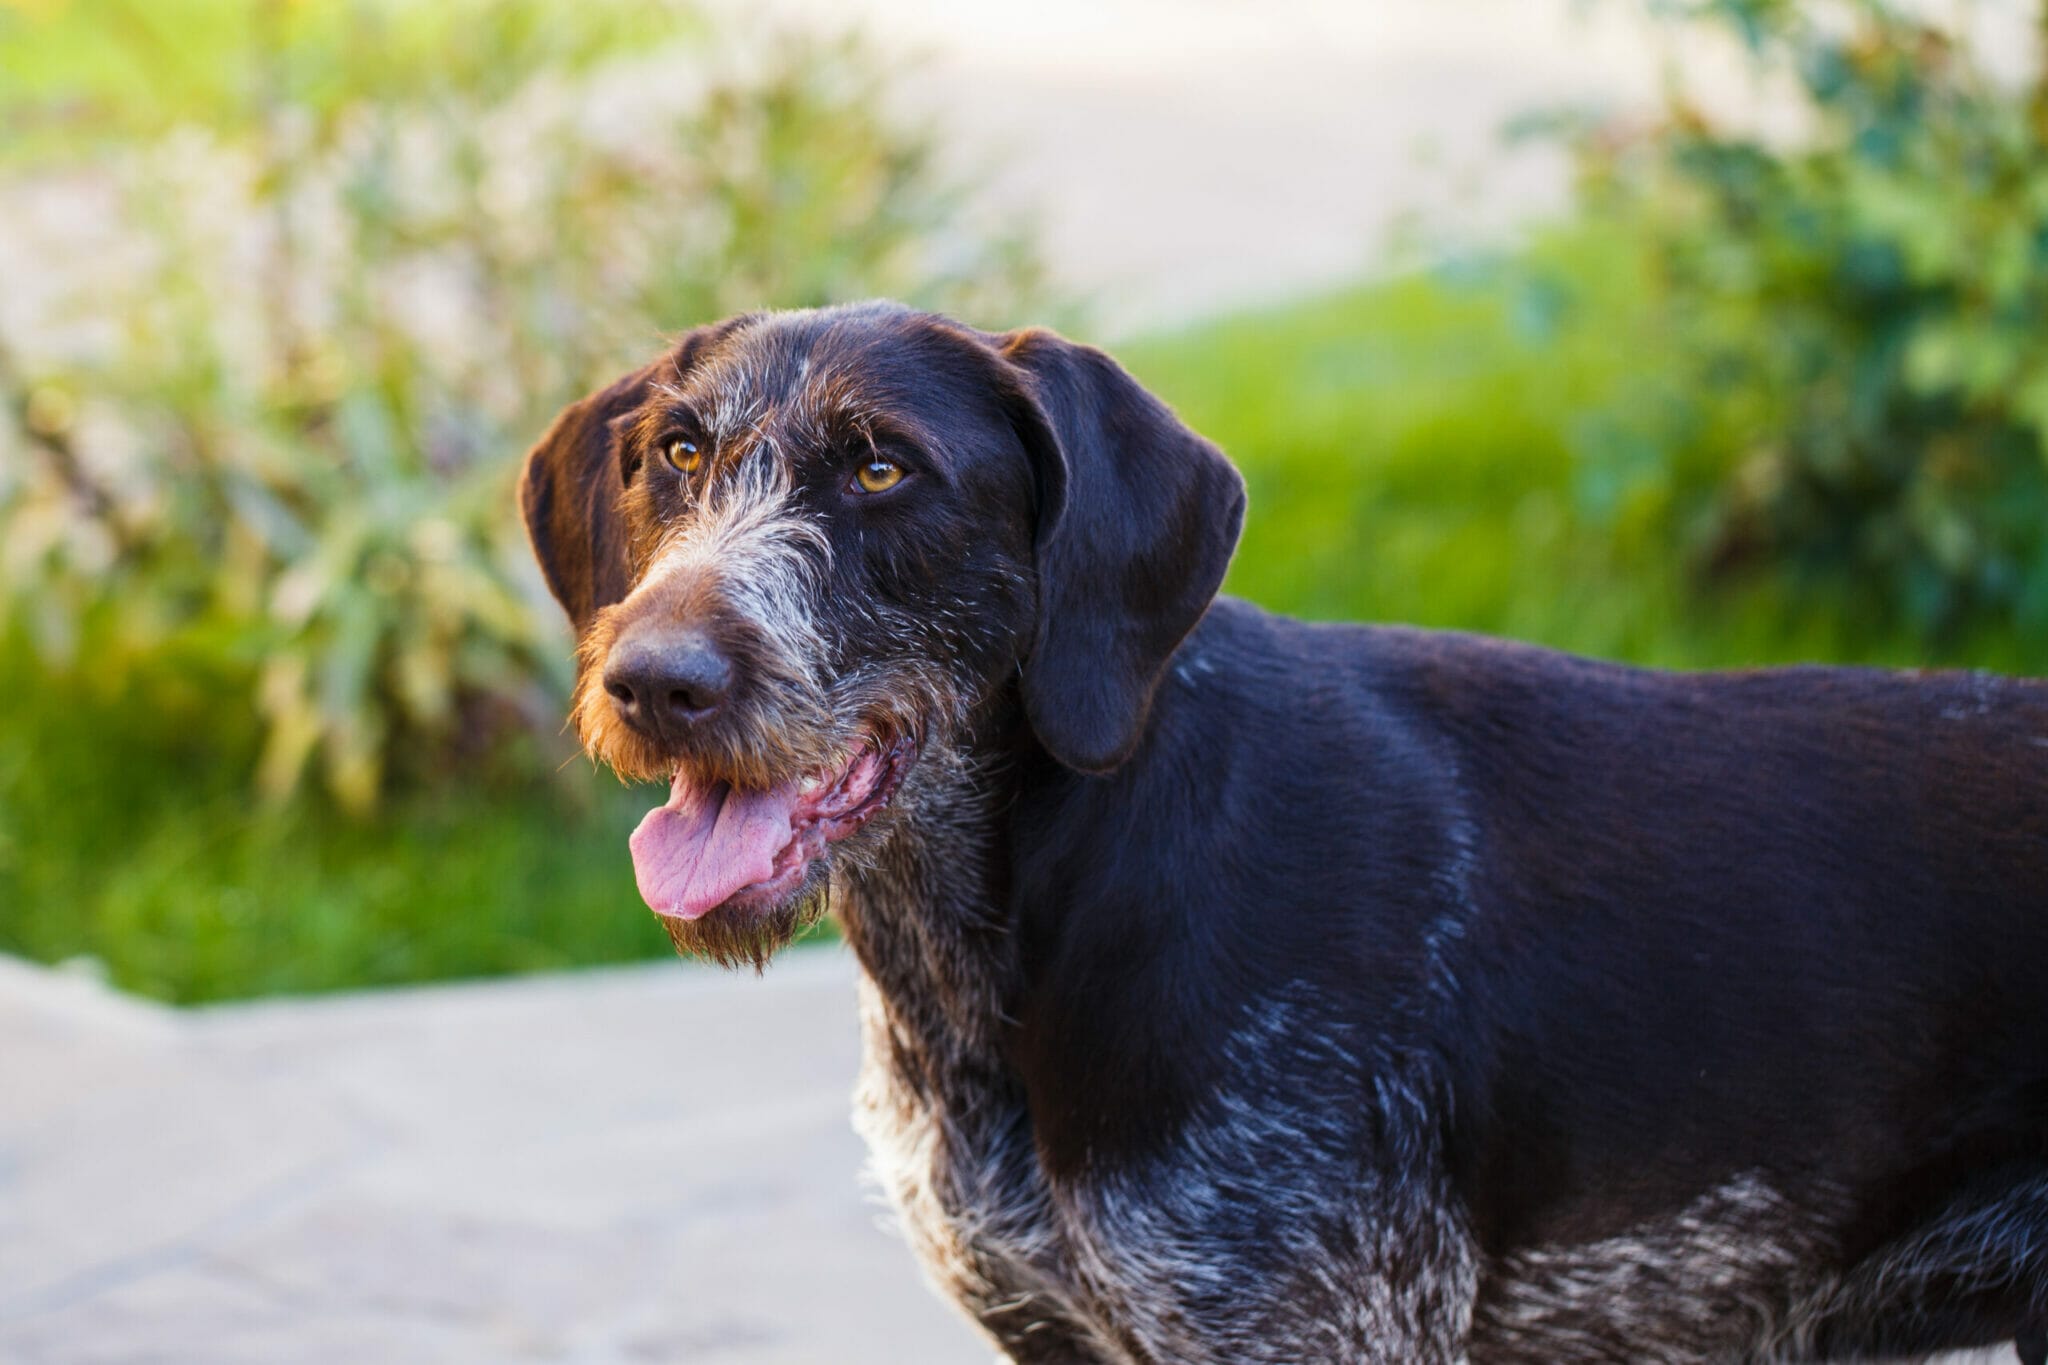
<box><xmin>859</xmin><ymin>502</ymin><xmax>1032</xmax><ymax>685</ymax></box>
<box><xmin>946</xmin><ymin>517</ymin><xmax>1040</xmax><ymax>695</ymax></box>
<box><xmin>953</xmin><ymin>546</ymin><xmax>1036</xmax><ymax>683</ymax></box>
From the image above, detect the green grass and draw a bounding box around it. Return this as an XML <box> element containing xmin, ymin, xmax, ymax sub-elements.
<box><xmin>1121</xmin><ymin>226</ymin><xmax>2040</xmax><ymax>674</ymax></box>
<box><xmin>0</xmin><ymin>635</ymin><xmax>681</xmax><ymax>1002</ymax></box>
<box><xmin>3</xmin><ymin>224</ymin><xmax>2028</xmax><ymax>1004</ymax></box>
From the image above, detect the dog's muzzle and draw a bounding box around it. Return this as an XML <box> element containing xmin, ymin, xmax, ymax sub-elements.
<box><xmin>602</xmin><ymin>619</ymin><xmax>734</xmax><ymax>742</ymax></box>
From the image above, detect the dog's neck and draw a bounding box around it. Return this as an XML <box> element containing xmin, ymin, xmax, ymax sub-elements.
<box><xmin>831</xmin><ymin>738</ymin><xmax>1021</xmax><ymax>1079</ymax></box>
<box><xmin>826</xmin><ymin>696</ymin><xmax>1056</xmax><ymax>1122</ymax></box>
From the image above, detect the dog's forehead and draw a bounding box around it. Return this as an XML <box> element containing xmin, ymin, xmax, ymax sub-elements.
<box><xmin>669</xmin><ymin>307</ymin><xmax>998</xmax><ymax>456</ymax></box>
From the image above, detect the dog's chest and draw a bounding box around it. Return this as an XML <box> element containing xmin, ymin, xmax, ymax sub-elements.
<box><xmin>845</xmin><ymin>970</ymin><xmax>1394</xmax><ymax>1365</ymax></box>
<box><xmin>847</xmin><ymin>973</ymin><xmax>1120</xmax><ymax>1354</ymax></box>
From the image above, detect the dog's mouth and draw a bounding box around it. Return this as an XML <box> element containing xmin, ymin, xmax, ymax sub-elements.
<box><xmin>628</xmin><ymin>732</ymin><xmax>916</xmax><ymax>922</ymax></box>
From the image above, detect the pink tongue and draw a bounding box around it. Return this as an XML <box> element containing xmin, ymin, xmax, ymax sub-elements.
<box><xmin>629</xmin><ymin>773</ymin><xmax>802</xmax><ymax>920</ymax></box>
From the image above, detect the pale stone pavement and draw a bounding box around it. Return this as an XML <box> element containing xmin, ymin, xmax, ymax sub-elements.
<box><xmin>0</xmin><ymin>951</ymin><xmax>2016</xmax><ymax>1363</ymax></box>
<box><xmin>0</xmin><ymin>950</ymin><xmax>984</xmax><ymax>1363</ymax></box>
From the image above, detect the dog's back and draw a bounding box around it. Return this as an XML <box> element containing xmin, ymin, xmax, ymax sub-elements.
<box><xmin>1392</xmin><ymin>622</ymin><xmax>2048</xmax><ymax>1355</ymax></box>
<box><xmin>1013</xmin><ymin>596</ymin><xmax>2048</xmax><ymax>1359</ymax></box>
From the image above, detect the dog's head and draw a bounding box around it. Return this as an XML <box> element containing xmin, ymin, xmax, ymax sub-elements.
<box><xmin>521</xmin><ymin>303</ymin><xmax>1243</xmax><ymax>966</ymax></box>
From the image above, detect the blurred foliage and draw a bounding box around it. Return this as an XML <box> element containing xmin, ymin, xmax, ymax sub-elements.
<box><xmin>1552</xmin><ymin>0</ymin><xmax>2048</xmax><ymax>642</ymax></box>
<box><xmin>0</xmin><ymin>0</ymin><xmax>1044</xmax><ymax>814</ymax></box>
<box><xmin>11</xmin><ymin>0</ymin><xmax>2048</xmax><ymax>1003</ymax></box>
<box><xmin>0</xmin><ymin>0</ymin><xmax>697</xmax><ymax>159</ymax></box>
<box><xmin>26</xmin><ymin>215</ymin><xmax>2037</xmax><ymax>1004</ymax></box>
<box><xmin>0</xmin><ymin>621</ymin><xmax>673</xmax><ymax>1001</ymax></box>
<box><xmin>1123</xmin><ymin>222</ymin><xmax>2039</xmax><ymax>678</ymax></box>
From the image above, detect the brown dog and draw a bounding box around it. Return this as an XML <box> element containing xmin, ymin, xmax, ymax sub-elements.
<box><xmin>523</xmin><ymin>301</ymin><xmax>2048</xmax><ymax>1363</ymax></box>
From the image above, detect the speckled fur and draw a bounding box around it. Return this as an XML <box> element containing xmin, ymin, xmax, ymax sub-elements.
<box><xmin>521</xmin><ymin>303</ymin><xmax>2048</xmax><ymax>1365</ymax></box>
<box><xmin>840</xmin><ymin>786</ymin><xmax>1484</xmax><ymax>1364</ymax></box>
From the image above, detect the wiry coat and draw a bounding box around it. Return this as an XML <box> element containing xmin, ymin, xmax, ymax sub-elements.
<box><xmin>520</xmin><ymin>301</ymin><xmax>2048</xmax><ymax>1363</ymax></box>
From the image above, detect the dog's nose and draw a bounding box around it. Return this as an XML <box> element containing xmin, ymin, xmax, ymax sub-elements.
<box><xmin>603</xmin><ymin>623</ymin><xmax>735</xmax><ymax>735</ymax></box>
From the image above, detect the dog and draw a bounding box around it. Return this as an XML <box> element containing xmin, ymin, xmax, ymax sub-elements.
<box><xmin>520</xmin><ymin>301</ymin><xmax>2048</xmax><ymax>1363</ymax></box>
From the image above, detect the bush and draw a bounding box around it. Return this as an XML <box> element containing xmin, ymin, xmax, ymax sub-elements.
<box><xmin>0</xmin><ymin>0</ymin><xmax>1044</xmax><ymax>812</ymax></box>
<box><xmin>1556</xmin><ymin>0</ymin><xmax>2048</xmax><ymax>644</ymax></box>
<box><xmin>0</xmin><ymin>623</ymin><xmax>679</xmax><ymax>1002</ymax></box>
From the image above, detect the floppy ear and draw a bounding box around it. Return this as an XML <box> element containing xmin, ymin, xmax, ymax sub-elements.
<box><xmin>518</xmin><ymin>364</ymin><xmax>656</xmax><ymax>632</ymax></box>
<box><xmin>521</xmin><ymin>320</ymin><xmax>760</xmax><ymax>629</ymax></box>
<box><xmin>998</xmin><ymin>328</ymin><xmax>1246</xmax><ymax>774</ymax></box>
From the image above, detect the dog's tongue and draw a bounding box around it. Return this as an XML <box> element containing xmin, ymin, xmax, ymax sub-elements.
<box><xmin>630</xmin><ymin>773</ymin><xmax>800</xmax><ymax>921</ymax></box>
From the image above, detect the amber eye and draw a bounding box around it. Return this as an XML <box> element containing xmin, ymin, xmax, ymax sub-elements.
<box><xmin>854</xmin><ymin>458</ymin><xmax>904</xmax><ymax>494</ymax></box>
<box><xmin>664</xmin><ymin>437</ymin><xmax>701</xmax><ymax>474</ymax></box>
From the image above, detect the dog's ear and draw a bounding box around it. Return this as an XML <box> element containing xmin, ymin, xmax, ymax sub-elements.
<box><xmin>518</xmin><ymin>364</ymin><xmax>653</xmax><ymax>631</ymax></box>
<box><xmin>519</xmin><ymin>323</ymin><xmax>747</xmax><ymax>630</ymax></box>
<box><xmin>997</xmin><ymin>328</ymin><xmax>1246</xmax><ymax>774</ymax></box>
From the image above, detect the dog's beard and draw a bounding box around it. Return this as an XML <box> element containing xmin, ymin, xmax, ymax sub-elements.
<box><xmin>657</xmin><ymin>879</ymin><xmax>831</xmax><ymax>973</ymax></box>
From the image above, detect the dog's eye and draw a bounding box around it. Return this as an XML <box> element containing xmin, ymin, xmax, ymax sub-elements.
<box><xmin>665</xmin><ymin>438</ymin><xmax>702</xmax><ymax>474</ymax></box>
<box><xmin>853</xmin><ymin>458</ymin><xmax>904</xmax><ymax>494</ymax></box>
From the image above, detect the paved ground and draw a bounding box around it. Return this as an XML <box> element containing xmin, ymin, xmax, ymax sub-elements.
<box><xmin>0</xmin><ymin>952</ymin><xmax>2017</xmax><ymax>1364</ymax></box>
<box><xmin>0</xmin><ymin>950</ymin><xmax>984</xmax><ymax>1364</ymax></box>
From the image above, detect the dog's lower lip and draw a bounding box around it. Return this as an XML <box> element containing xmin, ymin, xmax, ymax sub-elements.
<box><xmin>796</xmin><ymin>734</ymin><xmax>908</xmax><ymax>831</ymax></box>
<box><xmin>630</xmin><ymin>733</ymin><xmax>917</xmax><ymax>922</ymax></box>
<box><xmin>716</xmin><ymin>838</ymin><xmax>817</xmax><ymax>913</ymax></box>
<box><xmin>703</xmin><ymin>738</ymin><xmax>915</xmax><ymax>912</ymax></box>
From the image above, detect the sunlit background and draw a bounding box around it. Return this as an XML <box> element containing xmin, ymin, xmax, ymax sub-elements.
<box><xmin>4</xmin><ymin>0</ymin><xmax>2046</xmax><ymax>1007</ymax></box>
